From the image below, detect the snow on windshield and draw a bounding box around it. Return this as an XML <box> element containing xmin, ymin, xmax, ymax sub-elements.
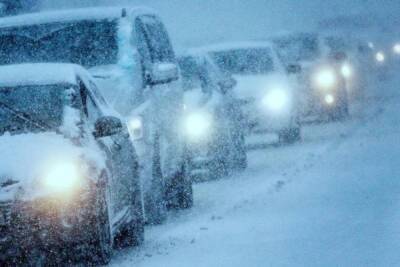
<box><xmin>212</xmin><ymin>48</ymin><xmax>275</xmax><ymax>75</ymax></box>
<box><xmin>0</xmin><ymin>19</ymin><xmax>118</xmax><ymax>67</ymax></box>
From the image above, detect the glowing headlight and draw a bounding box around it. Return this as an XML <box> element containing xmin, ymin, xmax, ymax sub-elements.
<box><xmin>314</xmin><ymin>68</ymin><xmax>337</xmax><ymax>90</ymax></box>
<box><xmin>128</xmin><ymin>117</ymin><xmax>143</xmax><ymax>140</ymax></box>
<box><xmin>341</xmin><ymin>63</ymin><xmax>353</xmax><ymax>79</ymax></box>
<box><xmin>185</xmin><ymin>112</ymin><xmax>212</xmax><ymax>140</ymax></box>
<box><xmin>368</xmin><ymin>42</ymin><xmax>374</xmax><ymax>49</ymax></box>
<box><xmin>393</xmin><ymin>43</ymin><xmax>400</xmax><ymax>55</ymax></box>
<box><xmin>324</xmin><ymin>94</ymin><xmax>335</xmax><ymax>105</ymax></box>
<box><xmin>43</xmin><ymin>162</ymin><xmax>81</xmax><ymax>193</ymax></box>
<box><xmin>262</xmin><ymin>89</ymin><xmax>289</xmax><ymax>113</ymax></box>
<box><xmin>376</xmin><ymin>51</ymin><xmax>385</xmax><ymax>63</ymax></box>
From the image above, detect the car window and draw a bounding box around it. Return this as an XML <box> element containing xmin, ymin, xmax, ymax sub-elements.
<box><xmin>0</xmin><ymin>20</ymin><xmax>119</xmax><ymax>67</ymax></box>
<box><xmin>138</xmin><ymin>16</ymin><xmax>175</xmax><ymax>63</ymax></box>
<box><xmin>212</xmin><ymin>48</ymin><xmax>275</xmax><ymax>75</ymax></box>
<box><xmin>179</xmin><ymin>56</ymin><xmax>212</xmax><ymax>94</ymax></box>
<box><xmin>89</xmin><ymin>81</ymin><xmax>108</xmax><ymax>107</ymax></box>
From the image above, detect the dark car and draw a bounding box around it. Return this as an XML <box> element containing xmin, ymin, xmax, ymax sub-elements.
<box><xmin>0</xmin><ymin>64</ymin><xmax>144</xmax><ymax>265</ymax></box>
<box><xmin>178</xmin><ymin>52</ymin><xmax>247</xmax><ymax>180</ymax></box>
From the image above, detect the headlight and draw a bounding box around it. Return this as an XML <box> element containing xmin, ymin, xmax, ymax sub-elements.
<box><xmin>261</xmin><ymin>88</ymin><xmax>289</xmax><ymax>113</ymax></box>
<box><xmin>184</xmin><ymin>112</ymin><xmax>212</xmax><ymax>141</ymax></box>
<box><xmin>376</xmin><ymin>51</ymin><xmax>385</xmax><ymax>63</ymax></box>
<box><xmin>324</xmin><ymin>94</ymin><xmax>335</xmax><ymax>105</ymax></box>
<box><xmin>128</xmin><ymin>116</ymin><xmax>143</xmax><ymax>141</ymax></box>
<box><xmin>341</xmin><ymin>63</ymin><xmax>353</xmax><ymax>79</ymax></box>
<box><xmin>368</xmin><ymin>42</ymin><xmax>374</xmax><ymax>49</ymax></box>
<box><xmin>393</xmin><ymin>43</ymin><xmax>400</xmax><ymax>55</ymax></box>
<box><xmin>42</xmin><ymin>162</ymin><xmax>81</xmax><ymax>193</ymax></box>
<box><xmin>314</xmin><ymin>68</ymin><xmax>337</xmax><ymax>90</ymax></box>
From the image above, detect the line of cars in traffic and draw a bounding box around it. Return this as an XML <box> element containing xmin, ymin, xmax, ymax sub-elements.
<box><xmin>0</xmin><ymin>5</ymin><xmax>380</xmax><ymax>265</ymax></box>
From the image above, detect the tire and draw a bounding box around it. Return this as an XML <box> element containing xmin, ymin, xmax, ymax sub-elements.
<box><xmin>144</xmin><ymin>134</ymin><xmax>167</xmax><ymax>225</ymax></box>
<box><xmin>166</xmin><ymin>158</ymin><xmax>193</xmax><ymax>210</ymax></box>
<box><xmin>87</xmin><ymin>189</ymin><xmax>112</xmax><ymax>265</ymax></box>
<box><xmin>329</xmin><ymin>89</ymin><xmax>349</xmax><ymax>121</ymax></box>
<box><xmin>115</xmin><ymin>191</ymin><xmax>145</xmax><ymax>248</ymax></box>
<box><xmin>279</xmin><ymin>126</ymin><xmax>301</xmax><ymax>144</ymax></box>
<box><xmin>231</xmin><ymin>129</ymin><xmax>248</xmax><ymax>171</ymax></box>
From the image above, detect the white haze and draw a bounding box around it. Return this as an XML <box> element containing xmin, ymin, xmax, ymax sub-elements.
<box><xmin>38</xmin><ymin>0</ymin><xmax>400</xmax><ymax>49</ymax></box>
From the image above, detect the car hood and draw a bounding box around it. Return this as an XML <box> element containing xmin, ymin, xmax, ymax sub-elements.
<box><xmin>0</xmin><ymin>132</ymin><xmax>105</xmax><ymax>202</ymax></box>
<box><xmin>232</xmin><ymin>73</ymin><xmax>292</xmax><ymax>100</ymax></box>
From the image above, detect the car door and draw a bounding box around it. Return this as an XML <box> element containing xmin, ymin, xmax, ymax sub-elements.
<box><xmin>81</xmin><ymin>80</ymin><xmax>140</xmax><ymax>231</ymax></box>
<box><xmin>134</xmin><ymin>15</ymin><xmax>183</xmax><ymax>179</ymax></box>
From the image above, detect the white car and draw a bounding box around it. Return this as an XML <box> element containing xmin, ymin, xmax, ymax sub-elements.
<box><xmin>0</xmin><ymin>6</ymin><xmax>193</xmax><ymax>225</ymax></box>
<box><xmin>273</xmin><ymin>33</ymin><xmax>351</xmax><ymax>120</ymax></box>
<box><xmin>178</xmin><ymin>52</ymin><xmax>247</xmax><ymax>180</ymax></box>
<box><xmin>196</xmin><ymin>42</ymin><xmax>302</xmax><ymax>143</ymax></box>
<box><xmin>0</xmin><ymin>64</ymin><xmax>143</xmax><ymax>265</ymax></box>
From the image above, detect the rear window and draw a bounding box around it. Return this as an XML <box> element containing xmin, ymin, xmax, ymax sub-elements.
<box><xmin>212</xmin><ymin>48</ymin><xmax>274</xmax><ymax>75</ymax></box>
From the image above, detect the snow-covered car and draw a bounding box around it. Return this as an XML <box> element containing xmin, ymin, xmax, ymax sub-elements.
<box><xmin>272</xmin><ymin>33</ymin><xmax>350</xmax><ymax>120</ymax></box>
<box><xmin>198</xmin><ymin>42</ymin><xmax>302</xmax><ymax>143</ymax></box>
<box><xmin>0</xmin><ymin>64</ymin><xmax>144</xmax><ymax>265</ymax></box>
<box><xmin>178</xmin><ymin>52</ymin><xmax>247</xmax><ymax>180</ymax></box>
<box><xmin>0</xmin><ymin>6</ymin><xmax>193</xmax><ymax>225</ymax></box>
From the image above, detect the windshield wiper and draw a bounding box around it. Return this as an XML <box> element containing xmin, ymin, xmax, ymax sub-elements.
<box><xmin>0</xmin><ymin>101</ymin><xmax>51</xmax><ymax>132</ymax></box>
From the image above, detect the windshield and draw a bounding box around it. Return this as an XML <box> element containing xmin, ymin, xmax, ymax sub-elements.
<box><xmin>274</xmin><ymin>34</ymin><xmax>320</xmax><ymax>64</ymax></box>
<box><xmin>178</xmin><ymin>56</ymin><xmax>210</xmax><ymax>91</ymax></box>
<box><xmin>212</xmin><ymin>48</ymin><xmax>275</xmax><ymax>75</ymax></box>
<box><xmin>0</xmin><ymin>19</ymin><xmax>118</xmax><ymax>67</ymax></box>
<box><xmin>0</xmin><ymin>85</ymin><xmax>70</xmax><ymax>135</ymax></box>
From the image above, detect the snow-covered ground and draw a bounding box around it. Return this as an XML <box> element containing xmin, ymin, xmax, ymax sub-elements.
<box><xmin>107</xmin><ymin>65</ymin><xmax>400</xmax><ymax>267</ymax></box>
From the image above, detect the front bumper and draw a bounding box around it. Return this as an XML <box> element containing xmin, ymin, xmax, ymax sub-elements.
<box><xmin>240</xmin><ymin>100</ymin><xmax>295</xmax><ymax>134</ymax></box>
<box><xmin>0</xmin><ymin>192</ymin><xmax>95</xmax><ymax>262</ymax></box>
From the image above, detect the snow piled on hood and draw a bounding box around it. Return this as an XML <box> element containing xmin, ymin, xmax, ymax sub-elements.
<box><xmin>0</xmin><ymin>132</ymin><xmax>105</xmax><ymax>201</ymax></box>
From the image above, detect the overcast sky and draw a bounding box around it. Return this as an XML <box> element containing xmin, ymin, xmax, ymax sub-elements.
<box><xmin>39</xmin><ymin>0</ymin><xmax>400</xmax><ymax>48</ymax></box>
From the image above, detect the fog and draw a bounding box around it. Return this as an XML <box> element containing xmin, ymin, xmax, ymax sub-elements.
<box><xmin>38</xmin><ymin>0</ymin><xmax>400</xmax><ymax>49</ymax></box>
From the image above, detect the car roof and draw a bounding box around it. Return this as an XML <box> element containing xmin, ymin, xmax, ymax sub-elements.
<box><xmin>0</xmin><ymin>63</ymin><xmax>90</xmax><ymax>87</ymax></box>
<box><xmin>191</xmin><ymin>41</ymin><xmax>276</xmax><ymax>54</ymax></box>
<box><xmin>0</xmin><ymin>6</ymin><xmax>156</xmax><ymax>29</ymax></box>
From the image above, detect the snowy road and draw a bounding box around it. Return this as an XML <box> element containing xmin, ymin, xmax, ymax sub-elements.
<box><xmin>109</xmin><ymin>70</ymin><xmax>400</xmax><ymax>267</ymax></box>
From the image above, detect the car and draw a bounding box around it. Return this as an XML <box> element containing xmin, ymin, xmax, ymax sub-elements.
<box><xmin>272</xmin><ymin>33</ymin><xmax>351</xmax><ymax>120</ymax></box>
<box><xmin>0</xmin><ymin>63</ymin><xmax>144</xmax><ymax>265</ymax></box>
<box><xmin>196</xmin><ymin>42</ymin><xmax>302</xmax><ymax>144</ymax></box>
<box><xmin>0</xmin><ymin>6</ymin><xmax>193</xmax><ymax>225</ymax></box>
<box><xmin>178</xmin><ymin>52</ymin><xmax>247</xmax><ymax>180</ymax></box>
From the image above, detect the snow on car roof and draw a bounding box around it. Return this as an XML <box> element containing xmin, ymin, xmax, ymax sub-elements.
<box><xmin>191</xmin><ymin>41</ymin><xmax>276</xmax><ymax>54</ymax></box>
<box><xmin>0</xmin><ymin>63</ymin><xmax>89</xmax><ymax>87</ymax></box>
<box><xmin>0</xmin><ymin>6</ymin><xmax>156</xmax><ymax>29</ymax></box>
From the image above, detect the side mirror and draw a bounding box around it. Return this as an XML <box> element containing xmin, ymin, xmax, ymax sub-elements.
<box><xmin>94</xmin><ymin>116</ymin><xmax>123</xmax><ymax>138</ymax></box>
<box><xmin>149</xmin><ymin>63</ymin><xmax>179</xmax><ymax>85</ymax></box>
<box><xmin>218</xmin><ymin>77</ymin><xmax>237</xmax><ymax>94</ymax></box>
<box><xmin>286</xmin><ymin>64</ymin><xmax>302</xmax><ymax>74</ymax></box>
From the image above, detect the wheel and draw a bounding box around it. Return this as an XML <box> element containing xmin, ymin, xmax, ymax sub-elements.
<box><xmin>279</xmin><ymin>126</ymin><xmax>301</xmax><ymax>144</ymax></box>
<box><xmin>329</xmin><ymin>89</ymin><xmax>349</xmax><ymax>121</ymax></box>
<box><xmin>165</xmin><ymin>157</ymin><xmax>193</xmax><ymax>210</ymax></box>
<box><xmin>87</xmin><ymin>188</ymin><xmax>112</xmax><ymax>265</ymax></box>
<box><xmin>230</xmin><ymin>128</ymin><xmax>248</xmax><ymax>171</ymax></box>
<box><xmin>115</xmin><ymin>189</ymin><xmax>145</xmax><ymax>247</ymax></box>
<box><xmin>144</xmin><ymin>134</ymin><xmax>167</xmax><ymax>225</ymax></box>
<box><xmin>208</xmin><ymin>141</ymin><xmax>230</xmax><ymax>179</ymax></box>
